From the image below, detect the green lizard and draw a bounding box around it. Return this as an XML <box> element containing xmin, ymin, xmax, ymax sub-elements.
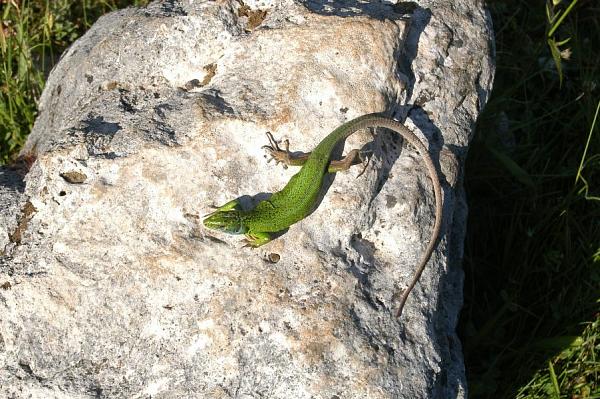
<box><xmin>203</xmin><ymin>113</ymin><xmax>443</xmax><ymax>316</ymax></box>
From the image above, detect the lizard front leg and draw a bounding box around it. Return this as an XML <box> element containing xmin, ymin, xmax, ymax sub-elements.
<box><xmin>243</xmin><ymin>231</ymin><xmax>274</xmax><ymax>247</ymax></box>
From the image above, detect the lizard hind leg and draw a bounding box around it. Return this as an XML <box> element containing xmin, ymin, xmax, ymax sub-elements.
<box><xmin>262</xmin><ymin>132</ymin><xmax>310</xmax><ymax>168</ymax></box>
<box><xmin>327</xmin><ymin>149</ymin><xmax>372</xmax><ymax>177</ymax></box>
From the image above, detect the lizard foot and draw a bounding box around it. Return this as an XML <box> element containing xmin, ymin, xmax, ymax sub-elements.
<box><xmin>262</xmin><ymin>132</ymin><xmax>293</xmax><ymax>169</ymax></box>
<box><xmin>356</xmin><ymin>149</ymin><xmax>374</xmax><ymax>178</ymax></box>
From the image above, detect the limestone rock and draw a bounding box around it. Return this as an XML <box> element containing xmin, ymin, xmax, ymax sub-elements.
<box><xmin>0</xmin><ymin>0</ymin><xmax>494</xmax><ymax>397</ymax></box>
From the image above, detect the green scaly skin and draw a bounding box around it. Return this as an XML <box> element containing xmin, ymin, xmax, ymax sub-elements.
<box><xmin>203</xmin><ymin>113</ymin><xmax>443</xmax><ymax>316</ymax></box>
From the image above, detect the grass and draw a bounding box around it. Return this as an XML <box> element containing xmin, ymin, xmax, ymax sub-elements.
<box><xmin>461</xmin><ymin>0</ymin><xmax>599</xmax><ymax>397</ymax></box>
<box><xmin>0</xmin><ymin>0</ymin><xmax>149</xmax><ymax>163</ymax></box>
<box><xmin>514</xmin><ymin>316</ymin><xmax>598</xmax><ymax>398</ymax></box>
<box><xmin>0</xmin><ymin>0</ymin><xmax>598</xmax><ymax>398</ymax></box>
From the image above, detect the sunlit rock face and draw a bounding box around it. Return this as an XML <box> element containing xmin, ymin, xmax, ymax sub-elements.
<box><xmin>0</xmin><ymin>0</ymin><xmax>493</xmax><ymax>397</ymax></box>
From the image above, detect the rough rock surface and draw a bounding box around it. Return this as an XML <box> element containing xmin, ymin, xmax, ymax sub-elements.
<box><xmin>0</xmin><ymin>0</ymin><xmax>494</xmax><ymax>398</ymax></box>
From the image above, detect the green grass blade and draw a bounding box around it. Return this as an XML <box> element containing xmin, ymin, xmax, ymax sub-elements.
<box><xmin>575</xmin><ymin>99</ymin><xmax>600</xmax><ymax>185</ymax></box>
<box><xmin>548</xmin><ymin>0</ymin><xmax>579</xmax><ymax>38</ymax></box>
<box><xmin>548</xmin><ymin>360</ymin><xmax>561</xmax><ymax>399</ymax></box>
<box><xmin>486</xmin><ymin>144</ymin><xmax>535</xmax><ymax>188</ymax></box>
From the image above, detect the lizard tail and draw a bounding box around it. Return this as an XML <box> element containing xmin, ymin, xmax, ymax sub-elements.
<box><xmin>340</xmin><ymin>115</ymin><xmax>443</xmax><ymax>318</ymax></box>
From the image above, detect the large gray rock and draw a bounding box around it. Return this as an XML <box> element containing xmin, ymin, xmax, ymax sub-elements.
<box><xmin>0</xmin><ymin>0</ymin><xmax>493</xmax><ymax>397</ymax></box>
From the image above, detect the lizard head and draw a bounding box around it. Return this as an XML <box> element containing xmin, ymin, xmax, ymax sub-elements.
<box><xmin>203</xmin><ymin>210</ymin><xmax>246</xmax><ymax>234</ymax></box>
